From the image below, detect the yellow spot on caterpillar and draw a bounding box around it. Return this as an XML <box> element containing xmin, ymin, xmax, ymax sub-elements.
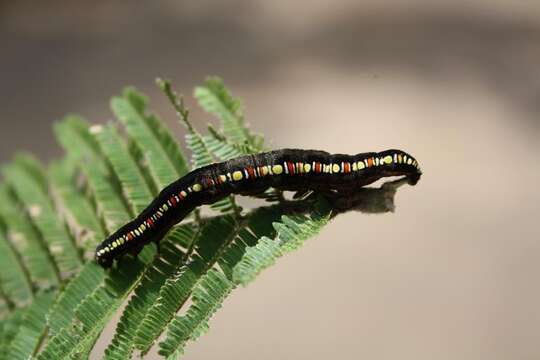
<box><xmin>304</xmin><ymin>163</ymin><xmax>311</xmax><ymax>173</ymax></box>
<box><xmin>332</xmin><ymin>164</ymin><xmax>340</xmax><ymax>173</ymax></box>
<box><xmin>272</xmin><ymin>165</ymin><xmax>284</xmax><ymax>175</ymax></box>
<box><xmin>383</xmin><ymin>155</ymin><xmax>393</xmax><ymax>165</ymax></box>
<box><xmin>357</xmin><ymin>161</ymin><xmax>365</xmax><ymax>170</ymax></box>
<box><xmin>352</xmin><ymin>162</ymin><xmax>358</xmax><ymax>171</ymax></box>
<box><xmin>140</xmin><ymin>224</ymin><xmax>146</xmax><ymax>231</ymax></box>
<box><xmin>398</xmin><ymin>154</ymin><xmax>403</xmax><ymax>163</ymax></box>
<box><xmin>232</xmin><ymin>171</ymin><xmax>243</xmax><ymax>181</ymax></box>
<box><xmin>193</xmin><ymin>183</ymin><xmax>203</xmax><ymax>192</ymax></box>
<box><xmin>375</xmin><ymin>158</ymin><xmax>380</xmax><ymax>166</ymax></box>
<box><xmin>407</xmin><ymin>158</ymin><xmax>413</xmax><ymax>165</ymax></box>
<box><xmin>219</xmin><ymin>174</ymin><xmax>227</xmax><ymax>182</ymax></box>
<box><xmin>260</xmin><ymin>166</ymin><xmax>269</xmax><ymax>176</ymax></box>
<box><xmin>163</xmin><ymin>204</ymin><xmax>169</xmax><ymax>211</ymax></box>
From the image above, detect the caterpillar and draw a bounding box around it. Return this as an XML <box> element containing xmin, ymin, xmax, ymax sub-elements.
<box><xmin>95</xmin><ymin>149</ymin><xmax>422</xmax><ymax>268</ymax></box>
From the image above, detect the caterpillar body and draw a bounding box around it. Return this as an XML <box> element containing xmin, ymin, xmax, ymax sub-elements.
<box><xmin>95</xmin><ymin>149</ymin><xmax>422</xmax><ymax>268</ymax></box>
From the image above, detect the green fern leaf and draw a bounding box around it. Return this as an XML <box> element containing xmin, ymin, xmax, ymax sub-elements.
<box><xmin>39</xmin><ymin>119</ymin><xmax>166</xmax><ymax>359</ymax></box>
<box><xmin>53</xmin><ymin>115</ymin><xmax>105</xmax><ymax>171</ymax></box>
<box><xmin>0</xmin><ymin>293</ymin><xmax>9</xmax><ymax>320</ymax></box>
<box><xmin>7</xmin><ymin>291</ymin><xmax>55</xmax><ymax>360</ymax></box>
<box><xmin>133</xmin><ymin>216</ymin><xmax>237</xmax><ymax>353</ymax></box>
<box><xmin>49</xmin><ymin>159</ymin><xmax>107</xmax><ymax>258</ymax></box>
<box><xmin>0</xmin><ymin>223</ymin><xmax>33</xmax><ymax>307</ymax></box>
<box><xmin>92</xmin><ymin>123</ymin><xmax>154</xmax><ymax>213</ymax></box>
<box><xmin>202</xmin><ymin>133</ymin><xmax>245</xmax><ymax>160</ymax></box>
<box><xmin>54</xmin><ymin>116</ymin><xmax>132</xmax><ymax>232</ymax></box>
<box><xmin>46</xmin><ymin>262</ymin><xmax>104</xmax><ymax>337</ymax></box>
<box><xmin>233</xmin><ymin>200</ymin><xmax>332</xmax><ymax>286</ymax></box>
<box><xmin>0</xmin><ymin>308</ymin><xmax>24</xmax><ymax>359</ymax></box>
<box><xmin>38</xmin><ymin>255</ymin><xmax>151</xmax><ymax>360</ymax></box>
<box><xmin>159</xmin><ymin>269</ymin><xmax>234</xmax><ymax>358</ymax></box>
<box><xmin>103</xmin><ymin>226</ymin><xmax>195</xmax><ymax>360</ymax></box>
<box><xmin>194</xmin><ymin>77</ymin><xmax>262</xmax><ymax>149</ymax></box>
<box><xmin>111</xmin><ymin>88</ymin><xmax>188</xmax><ymax>189</ymax></box>
<box><xmin>0</xmin><ymin>185</ymin><xmax>59</xmax><ymax>290</ymax></box>
<box><xmin>3</xmin><ymin>155</ymin><xmax>82</xmax><ymax>278</ymax></box>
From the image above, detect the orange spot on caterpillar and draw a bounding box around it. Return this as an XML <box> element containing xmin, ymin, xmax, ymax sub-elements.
<box><xmin>367</xmin><ymin>158</ymin><xmax>374</xmax><ymax>167</ymax></box>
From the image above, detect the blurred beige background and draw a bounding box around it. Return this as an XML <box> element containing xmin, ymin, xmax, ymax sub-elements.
<box><xmin>2</xmin><ymin>1</ymin><xmax>540</xmax><ymax>359</ymax></box>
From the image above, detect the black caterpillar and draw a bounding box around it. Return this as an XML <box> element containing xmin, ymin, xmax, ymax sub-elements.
<box><xmin>95</xmin><ymin>149</ymin><xmax>422</xmax><ymax>268</ymax></box>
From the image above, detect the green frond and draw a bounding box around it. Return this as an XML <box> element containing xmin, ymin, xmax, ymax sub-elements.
<box><xmin>0</xmin><ymin>185</ymin><xmax>59</xmax><ymax>289</ymax></box>
<box><xmin>6</xmin><ymin>291</ymin><xmax>55</xmax><ymax>360</ymax></box>
<box><xmin>143</xmin><ymin>113</ymin><xmax>189</xmax><ymax>177</ymax></box>
<box><xmin>194</xmin><ymin>77</ymin><xmax>262</xmax><ymax>150</ymax></box>
<box><xmin>92</xmin><ymin>123</ymin><xmax>154</xmax><ymax>213</ymax></box>
<box><xmin>103</xmin><ymin>226</ymin><xmax>194</xmax><ymax>360</ymax></box>
<box><xmin>202</xmin><ymin>133</ymin><xmax>245</xmax><ymax>160</ymax></box>
<box><xmin>133</xmin><ymin>217</ymin><xmax>237</xmax><ymax>354</ymax></box>
<box><xmin>233</xmin><ymin>200</ymin><xmax>332</xmax><ymax>286</ymax></box>
<box><xmin>48</xmin><ymin>159</ymin><xmax>107</xmax><ymax>257</ymax></box>
<box><xmin>0</xmin><ymin>308</ymin><xmax>24</xmax><ymax>360</ymax></box>
<box><xmin>217</xmin><ymin>207</ymin><xmax>282</xmax><ymax>279</ymax></box>
<box><xmin>53</xmin><ymin>115</ymin><xmax>105</xmax><ymax>172</ymax></box>
<box><xmin>111</xmin><ymin>88</ymin><xmax>188</xmax><ymax>190</ymax></box>
<box><xmin>38</xmin><ymin>256</ymin><xmax>150</xmax><ymax>360</ymax></box>
<box><xmin>0</xmin><ymin>293</ymin><xmax>9</xmax><ymax>319</ymax></box>
<box><xmin>159</xmin><ymin>269</ymin><xmax>234</xmax><ymax>358</ymax></box>
<box><xmin>3</xmin><ymin>155</ymin><xmax>82</xmax><ymax>278</ymax></box>
<box><xmin>55</xmin><ymin>116</ymin><xmax>132</xmax><ymax>232</ymax></box>
<box><xmin>46</xmin><ymin>262</ymin><xmax>104</xmax><ymax>336</ymax></box>
<box><xmin>184</xmin><ymin>133</ymin><xmax>214</xmax><ymax>170</ymax></box>
<box><xmin>0</xmin><ymin>224</ymin><xmax>33</xmax><ymax>307</ymax></box>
